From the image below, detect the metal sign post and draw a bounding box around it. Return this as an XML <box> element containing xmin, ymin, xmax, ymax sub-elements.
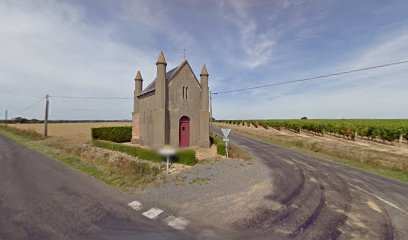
<box><xmin>224</xmin><ymin>138</ymin><xmax>229</xmax><ymax>157</ymax></box>
<box><xmin>158</xmin><ymin>146</ymin><xmax>176</xmax><ymax>174</ymax></box>
<box><xmin>221</xmin><ymin>128</ymin><xmax>231</xmax><ymax>157</ymax></box>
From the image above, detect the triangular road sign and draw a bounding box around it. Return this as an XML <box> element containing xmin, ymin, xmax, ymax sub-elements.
<box><xmin>221</xmin><ymin>128</ymin><xmax>231</xmax><ymax>138</ymax></box>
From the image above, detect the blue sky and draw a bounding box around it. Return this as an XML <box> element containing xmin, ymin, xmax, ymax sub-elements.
<box><xmin>1</xmin><ymin>0</ymin><xmax>407</xmax><ymax>120</ymax></box>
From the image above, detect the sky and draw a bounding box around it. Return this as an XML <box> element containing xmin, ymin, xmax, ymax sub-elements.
<box><xmin>1</xmin><ymin>0</ymin><xmax>408</xmax><ymax>120</ymax></box>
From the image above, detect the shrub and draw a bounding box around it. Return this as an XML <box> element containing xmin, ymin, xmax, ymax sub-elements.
<box><xmin>92</xmin><ymin>140</ymin><xmax>197</xmax><ymax>166</ymax></box>
<box><xmin>174</xmin><ymin>149</ymin><xmax>197</xmax><ymax>166</ymax></box>
<box><xmin>212</xmin><ymin>135</ymin><xmax>226</xmax><ymax>156</ymax></box>
<box><xmin>91</xmin><ymin>126</ymin><xmax>132</xmax><ymax>143</ymax></box>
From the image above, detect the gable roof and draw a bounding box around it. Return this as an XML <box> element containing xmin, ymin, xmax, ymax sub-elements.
<box><xmin>138</xmin><ymin>67</ymin><xmax>177</xmax><ymax>96</ymax></box>
<box><xmin>137</xmin><ymin>60</ymin><xmax>200</xmax><ymax>97</ymax></box>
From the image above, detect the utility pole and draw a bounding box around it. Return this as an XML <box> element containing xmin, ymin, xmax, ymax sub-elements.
<box><xmin>44</xmin><ymin>94</ymin><xmax>49</xmax><ymax>137</ymax></box>
<box><xmin>4</xmin><ymin>109</ymin><xmax>7</xmax><ymax>127</ymax></box>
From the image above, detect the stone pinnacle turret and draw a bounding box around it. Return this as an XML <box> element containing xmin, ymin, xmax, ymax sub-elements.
<box><xmin>135</xmin><ymin>70</ymin><xmax>143</xmax><ymax>81</ymax></box>
<box><xmin>156</xmin><ymin>51</ymin><xmax>167</xmax><ymax>65</ymax></box>
<box><xmin>200</xmin><ymin>64</ymin><xmax>209</xmax><ymax>76</ymax></box>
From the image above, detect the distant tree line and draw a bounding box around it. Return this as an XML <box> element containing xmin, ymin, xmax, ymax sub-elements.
<box><xmin>0</xmin><ymin>117</ymin><xmax>131</xmax><ymax>124</ymax></box>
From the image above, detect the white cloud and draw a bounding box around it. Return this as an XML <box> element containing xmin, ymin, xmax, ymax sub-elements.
<box><xmin>220</xmin><ymin>0</ymin><xmax>275</xmax><ymax>69</ymax></box>
<box><xmin>213</xmin><ymin>27</ymin><xmax>408</xmax><ymax>119</ymax></box>
<box><xmin>0</xmin><ymin>0</ymin><xmax>158</xmax><ymax>120</ymax></box>
<box><xmin>118</xmin><ymin>0</ymin><xmax>196</xmax><ymax>49</ymax></box>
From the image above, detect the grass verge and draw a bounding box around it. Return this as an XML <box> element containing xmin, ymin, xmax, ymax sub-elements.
<box><xmin>225</xmin><ymin>127</ymin><xmax>408</xmax><ymax>183</ymax></box>
<box><xmin>0</xmin><ymin>126</ymin><xmax>160</xmax><ymax>191</ymax></box>
<box><xmin>211</xmin><ymin>134</ymin><xmax>252</xmax><ymax>160</ymax></box>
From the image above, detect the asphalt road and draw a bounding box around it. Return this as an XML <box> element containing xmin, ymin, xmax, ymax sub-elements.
<box><xmin>217</xmin><ymin>128</ymin><xmax>408</xmax><ymax>240</ymax></box>
<box><xmin>0</xmin><ymin>135</ymin><xmax>192</xmax><ymax>240</ymax></box>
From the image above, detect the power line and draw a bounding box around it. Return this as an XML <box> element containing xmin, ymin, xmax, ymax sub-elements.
<box><xmin>50</xmin><ymin>95</ymin><xmax>133</xmax><ymax>100</ymax></box>
<box><xmin>19</xmin><ymin>96</ymin><xmax>46</xmax><ymax>114</ymax></box>
<box><xmin>64</xmin><ymin>108</ymin><xmax>130</xmax><ymax>112</ymax></box>
<box><xmin>212</xmin><ymin>59</ymin><xmax>408</xmax><ymax>94</ymax></box>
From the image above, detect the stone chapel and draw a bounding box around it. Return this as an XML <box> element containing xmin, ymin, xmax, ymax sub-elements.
<box><xmin>132</xmin><ymin>51</ymin><xmax>210</xmax><ymax>148</ymax></box>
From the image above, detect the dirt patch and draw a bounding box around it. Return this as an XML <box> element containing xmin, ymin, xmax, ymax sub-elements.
<box><xmin>178</xmin><ymin>181</ymin><xmax>281</xmax><ymax>226</ymax></box>
<box><xmin>79</xmin><ymin>144</ymin><xmax>160</xmax><ymax>167</ymax></box>
<box><xmin>195</xmin><ymin>145</ymin><xmax>219</xmax><ymax>161</ymax></box>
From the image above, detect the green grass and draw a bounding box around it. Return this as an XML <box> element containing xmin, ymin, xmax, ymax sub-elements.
<box><xmin>0</xmin><ymin>126</ymin><xmax>160</xmax><ymax>191</ymax></box>
<box><xmin>228</xmin><ymin>128</ymin><xmax>408</xmax><ymax>183</ymax></box>
<box><xmin>211</xmin><ymin>135</ymin><xmax>226</xmax><ymax>156</ymax></box>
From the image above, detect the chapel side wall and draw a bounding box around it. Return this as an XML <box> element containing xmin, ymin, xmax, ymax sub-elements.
<box><xmin>138</xmin><ymin>92</ymin><xmax>155</xmax><ymax>146</ymax></box>
<box><xmin>168</xmin><ymin>65</ymin><xmax>201</xmax><ymax>147</ymax></box>
<box><xmin>131</xmin><ymin>113</ymin><xmax>140</xmax><ymax>144</ymax></box>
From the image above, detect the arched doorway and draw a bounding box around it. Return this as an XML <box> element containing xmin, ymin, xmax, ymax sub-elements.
<box><xmin>179</xmin><ymin>116</ymin><xmax>190</xmax><ymax>148</ymax></box>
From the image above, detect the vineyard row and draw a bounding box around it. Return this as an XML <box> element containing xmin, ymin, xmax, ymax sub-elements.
<box><xmin>217</xmin><ymin>119</ymin><xmax>408</xmax><ymax>143</ymax></box>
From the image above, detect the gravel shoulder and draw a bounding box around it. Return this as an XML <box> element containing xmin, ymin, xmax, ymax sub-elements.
<box><xmin>133</xmin><ymin>157</ymin><xmax>276</xmax><ymax>229</ymax></box>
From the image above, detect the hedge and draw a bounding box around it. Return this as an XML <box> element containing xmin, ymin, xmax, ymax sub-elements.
<box><xmin>91</xmin><ymin>126</ymin><xmax>132</xmax><ymax>143</ymax></box>
<box><xmin>92</xmin><ymin>140</ymin><xmax>197</xmax><ymax>166</ymax></box>
<box><xmin>173</xmin><ymin>149</ymin><xmax>197</xmax><ymax>166</ymax></box>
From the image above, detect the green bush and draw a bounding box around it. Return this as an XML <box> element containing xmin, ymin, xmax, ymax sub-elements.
<box><xmin>212</xmin><ymin>135</ymin><xmax>226</xmax><ymax>156</ymax></box>
<box><xmin>92</xmin><ymin>140</ymin><xmax>197</xmax><ymax>166</ymax></box>
<box><xmin>174</xmin><ymin>149</ymin><xmax>197</xmax><ymax>166</ymax></box>
<box><xmin>91</xmin><ymin>126</ymin><xmax>132</xmax><ymax>143</ymax></box>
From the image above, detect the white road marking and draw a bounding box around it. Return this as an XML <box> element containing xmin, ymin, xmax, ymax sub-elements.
<box><xmin>142</xmin><ymin>208</ymin><xmax>164</xmax><ymax>220</ymax></box>
<box><xmin>290</xmin><ymin>158</ymin><xmax>316</xmax><ymax>170</ymax></box>
<box><xmin>348</xmin><ymin>183</ymin><xmax>407</xmax><ymax>213</ymax></box>
<box><xmin>164</xmin><ymin>215</ymin><xmax>190</xmax><ymax>230</ymax></box>
<box><xmin>320</xmin><ymin>162</ymin><xmax>330</xmax><ymax>167</ymax></box>
<box><xmin>128</xmin><ymin>201</ymin><xmax>142</xmax><ymax>211</ymax></box>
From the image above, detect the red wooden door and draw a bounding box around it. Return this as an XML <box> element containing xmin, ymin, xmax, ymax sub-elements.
<box><xmin>179</xmin><ymin>116</ymin><xmax>190</xmax><ymax>148</ymax></box>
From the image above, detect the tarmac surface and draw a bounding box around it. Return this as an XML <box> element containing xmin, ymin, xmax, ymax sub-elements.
<box><xmin>217</xmin><ymin>128</ymin><xmax>408</xmax><ymax>240</ymax></box>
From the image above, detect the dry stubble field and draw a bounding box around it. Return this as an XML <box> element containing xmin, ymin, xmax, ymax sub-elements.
<box><xmin>10</xmin><ymin>122</ymin><xmax>132</xmax><ymax>143</ymax></box>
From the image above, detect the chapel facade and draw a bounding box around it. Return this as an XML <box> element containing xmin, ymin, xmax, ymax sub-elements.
<box><xmin>131</xmin><ymin>51</ymin><xmax>210</xmax><ymax>148</ymax></box>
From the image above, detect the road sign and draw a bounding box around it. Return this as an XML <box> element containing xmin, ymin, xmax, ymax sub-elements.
<box><xmin>221</xmin><ymin>128</ymin><xmax>231</xmax><ymax>138</ymax></box>
<box><xmin>223</xmin><ymin>138</ymin><xmax>229</xmax><ymax>142</ymax></box>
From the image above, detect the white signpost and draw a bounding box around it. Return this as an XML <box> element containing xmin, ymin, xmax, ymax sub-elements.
<box><xmin>221</xmin><ymin>128</ymin><xmax>231</xmax><ymax>157</ymax></box>
<box><xmin>159</xmin><ymin>146</ymin><xmax>176</xmax><ymax>174</ymax></box>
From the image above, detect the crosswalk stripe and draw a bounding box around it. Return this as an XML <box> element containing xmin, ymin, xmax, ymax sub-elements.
<box><xmin>164</xmin><ymin>215</ymin><xmax>190</xmax><ymax>230</ymax></box>
<box><xmin>142</xmin><ymin>208</ymin><xmax>164</xmax><ymax>220</ymax></box>
<box><xmin>127</xmin><ymin>201</ymin><xmax>143</xmax><ymax>210</ymax></box>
